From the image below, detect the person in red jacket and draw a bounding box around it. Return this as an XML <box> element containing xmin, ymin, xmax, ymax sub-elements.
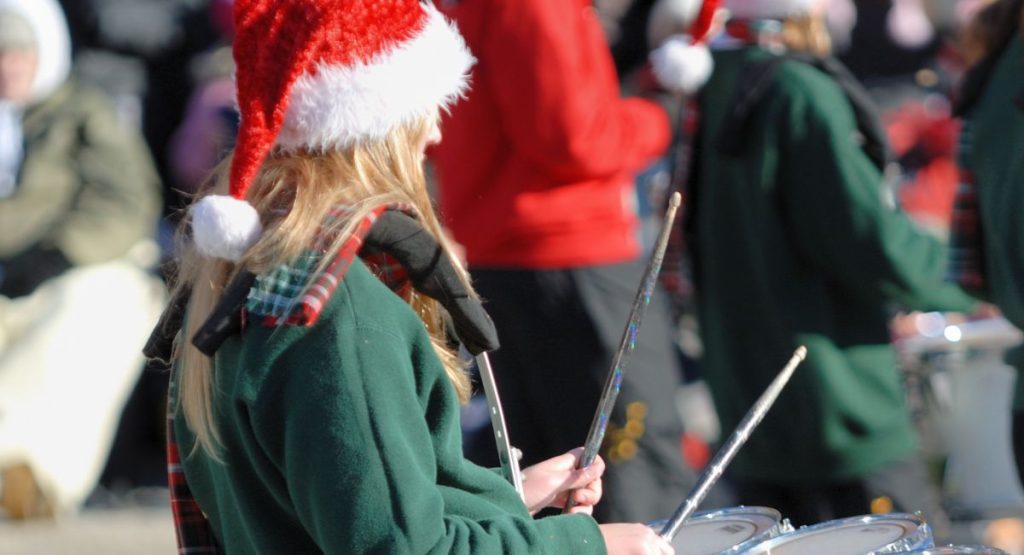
<box><xmin>430</xmin><ymin>0</ymin><xmax>699</xmax><ymax>523</ymax></box>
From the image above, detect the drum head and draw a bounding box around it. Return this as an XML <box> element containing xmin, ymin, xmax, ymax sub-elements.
<box><xmin>744</xmin><ymin>513</ymin><xmax>932</xmax><ymax>555</ymax></box>
<box><xmin>651</xmin><ymin>506</ymin><xmax>786</xmax><ymax>555</ymax></box>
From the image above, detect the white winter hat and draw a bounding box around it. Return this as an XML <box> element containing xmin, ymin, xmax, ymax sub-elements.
<box><xmin>0</xmin><ymin>11</ymin><xmax>35</xmax><ymax>50</ymax></box>
<box><xmin>0</xmin><ymin>0</ymin><xmax>71</xmax><ymax>104</ymax></box>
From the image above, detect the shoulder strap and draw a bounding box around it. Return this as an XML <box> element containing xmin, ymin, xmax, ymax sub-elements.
<box><xmin>714</xmin><ymin>55</ymin><xmax>787</xmax><ymax>157</ymax></box>
<box><xmin>143</xmin><ymin>205</ymin><xmax>499</xmax><ymax>361</ymax></box>
<box><xmin>360</xmin><ymin>209</ymin><xmax>498</xmax><ymax>354</ymax></box>
<box><xmin>715</xmin><ymin>53</ymin><xmax>890</xmax><ymax>170</ymax></box>
<box><xmin>800</xmin><ymin>54</ymin><xmax>890</xmax><ymax>169</ymax></box>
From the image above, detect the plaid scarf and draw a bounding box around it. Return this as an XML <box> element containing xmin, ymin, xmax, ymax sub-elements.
<box><xmin>947</xmin><ymin>120</ymin><xmax>988</xmax><ymax>295</ymax></box>
<box><xmin>246</xmin><ymin>204</ymin><xmax>413</xmax><ymax>326</ymax></box>
<box><xmin>168</xmin><ymin>203</ymin><xmax>414</xmax><ymax>554</ymax></box>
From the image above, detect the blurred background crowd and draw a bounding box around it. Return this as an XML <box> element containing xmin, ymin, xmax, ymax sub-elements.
<box><xmin>0</xmin><ymin>0</ymin><xmax>1022</xmax><ymax>552</ymax></box>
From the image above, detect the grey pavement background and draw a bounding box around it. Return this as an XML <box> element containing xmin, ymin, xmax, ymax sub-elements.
<box><xmin>0</xmin><ymin>506</ymin><xmax>175</xmax><ymax>554</ymax></box>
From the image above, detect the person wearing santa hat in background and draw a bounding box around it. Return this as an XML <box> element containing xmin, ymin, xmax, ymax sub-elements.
<box><xmin>166</xmin><ymin>0</ymin><xmax>671</xmax><ymax>553</ymax></box>
<box><xmin>649</xmin><ymin>0</ymin><xmax>975</xmax><ymax>534</ymax></box>
<box><xmin>429</xmin><ymin>0</ymin><xmax>709</xmax><ymax>525</ymax></box>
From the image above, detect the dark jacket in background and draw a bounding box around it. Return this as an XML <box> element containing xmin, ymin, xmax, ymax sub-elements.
<box><xmin>958</xmin><ymin>37</ymin><xmax>1024</xmax><ymax>399</ymax></box>
<box><xmin>690</xmin><ymin>47</ymin><xmax>975</xmax><ymax>485</ymax></box>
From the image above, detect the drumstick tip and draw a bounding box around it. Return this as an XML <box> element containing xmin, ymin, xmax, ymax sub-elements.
<box><xmin>669</xmin><ymin>192</ymin><xmax>682</xmax><ymax>209</ymax></box>
<box><xmin>795</xmin><ymin>345</ymin><xmax>807</xmax><ymax>360</ymax></box>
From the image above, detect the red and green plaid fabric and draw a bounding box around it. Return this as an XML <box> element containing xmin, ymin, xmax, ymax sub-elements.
<box><xmin>246</xmin><ymin>204</ymin><xmax>399</xmax><ymax>326</ymax></box>
<box><xmin>244</xmin><ymin>203</ymin><xmax>417</xmax><ymax>326</ymax></box>
<box><xmin>168</xmin><ymin>203</ymin><xmax>417</xmax><ymax>554</ymax></box>
<box><xmin>167</xmin><ymin>368</ymin><xmax>220</xmax><ymax>554</ymax></box>
<box><xmin>948</xmin><ymin>120</ymin><xmax>988</xmax><ymax>295</ymax></box>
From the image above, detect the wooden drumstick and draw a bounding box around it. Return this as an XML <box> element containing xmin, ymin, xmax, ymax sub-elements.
<box><xmin>563</xmin><ymin>192</ymin><xmax>683</xmax><ymax>513</ymax></box>
<box><xmin>660</xmin><ymin>346</ymin><xmax>808</xmax><ymax>540</ymax></box>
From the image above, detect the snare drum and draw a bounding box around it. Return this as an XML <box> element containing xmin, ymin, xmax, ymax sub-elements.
<box><xmin>649</xmin><ymin>506</ymin><xmax>791</xmax><ymax>555</ymax></box>
<box><xmin>742</xmin><ymin>513</ymin><xmax>933</xmax><ymax>554</ymax></box>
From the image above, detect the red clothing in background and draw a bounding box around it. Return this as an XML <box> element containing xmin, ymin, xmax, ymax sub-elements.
<box><xmin>430</xmin><ymin>0</ymin><xmax>670</xmax><ymax>269</ymax></box>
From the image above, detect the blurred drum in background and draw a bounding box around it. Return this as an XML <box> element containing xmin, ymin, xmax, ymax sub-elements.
<box><xmin>896</xmin><ymin>315</ymin><xmax>1024</xmax><ymax>517</ymax></box>
<box><xmin>649</xmin><ymin>506</ymin><xmax>791</xmax><ymax>555</ymax></box>
<box><xmin>897</xmin><ymin>545</ymin><xmax>1008</xmax><ymax>554</ymax></box>
<box><xmin>743</xmin><ymin>513</ymin><xmax>933</xmax><ymax>554</ymax></box>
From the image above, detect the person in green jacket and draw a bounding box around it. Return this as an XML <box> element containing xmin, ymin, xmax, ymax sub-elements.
<box><xmin>167</xmin><ymin>0</ymin><xmax>672</xmax><ymax>553</ymax></box>
<box><xmin>0</xmin><ymin>0</ymin><xmax>164</xmax><ymax>519</ymax></box>
<box><xmin>650</xmin><ymin>0</ymin><xmax>976</xmax><ymax>531</ymax></box>
<box><xmin>949</xmin><ymin>0</ymin><xmax>1024</xmax><ymax>485</ymax></box>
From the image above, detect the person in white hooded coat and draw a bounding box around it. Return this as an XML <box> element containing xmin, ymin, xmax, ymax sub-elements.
<box><xmin>0</xmin><ymin>0</ymin><xmax>164</xmax><ymax>518</ymax></box>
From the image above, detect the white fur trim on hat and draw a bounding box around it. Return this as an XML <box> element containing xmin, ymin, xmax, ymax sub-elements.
<box><xmin>650</xmin><ymin>35</ymin><xmax>714</xmax><ymax>94</ymax></box>
<box><xmin>191</xmin><ymin>195</ymin><xmax>262</xmax><ymax>261</ymax></box>
<box><xmin>725</xmin><ymin>0</ymin><xmax>818</xmax><ymax>20</ymax></box>
<box><xmin>276</xmin><ymin>5</ymin><xmax>475</xmax><ymax>152</ymax></box>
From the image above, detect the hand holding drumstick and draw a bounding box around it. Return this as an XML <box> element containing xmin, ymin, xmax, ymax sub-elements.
<box><xmin>522</xmin><ymin>447</ymin><xmax>604</xmax><ymax>515</ymax></box>
<box><xmin>523</xmin><ymin>448</ymin><xmax>673</xmax><ymax>553</ymax></box>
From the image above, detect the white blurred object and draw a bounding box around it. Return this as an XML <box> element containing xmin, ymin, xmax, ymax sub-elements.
<box><xmin>650</xmin><ymin>35</ymin><xmax>714</xmax><ymax>94</ymax></box>
<box><xmin>901</xmin><ymin>317</ymin><xmax>1024</xmax><ymax>515</ymax></box>
<box><xmin>647</xmin><ymin>0</ymin><xmax>724</xmax><ymax>94</ymax></box>
<box><xmin>826</xmin><ymin>0</ymin><xmax>858</xmax><ymax>52</ymax></box>
<box><xmin>0</xmin><ymin>256</ymin><xmax>165</xmax><ymax>514</ymax></box>
<box><xmin>676</xmin><ymin>379</ymin><xmax>721</xmax><ymax>444</ymax></box>
<box><xmin>888</xmin><ymin>0</ymin><xmax>936</xmax><ymax>49</ymax></box>
<box><xmin>900</xmin><ymin>317</ymin><xmax>1023</xmax><ymax>355</ymax></box>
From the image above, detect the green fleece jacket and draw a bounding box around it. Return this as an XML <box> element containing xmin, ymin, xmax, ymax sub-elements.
<box><xmin>174</xmin><ymin>258</ymin><xmax>605</xmax><ymax>554</ymax></box>
<box><xmin>690</xmin><ymin>47</ymin><xmax>976</xmax><ymax>485</ymax></box>
<box><xmin>961</xmin><ymin>37</ymin><xmax>1024</xmax><ymax>401</ymax></box>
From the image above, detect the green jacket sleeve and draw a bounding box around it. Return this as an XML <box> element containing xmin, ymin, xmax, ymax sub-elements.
<box><xmin>250</xmin><ymin>317</ymin><xmax>604</xmax><ymax>554</ymax></box>
<box><xmin>776</xmin><ymin>67</ymin><xmax>976</xmax><ymax>313</ymax></box>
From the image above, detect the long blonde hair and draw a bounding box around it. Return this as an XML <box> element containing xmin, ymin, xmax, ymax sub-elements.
<box><xmin>173</xmin><ymin>116</ymin><xmax>472</xmax><ymax>457</ymax></box>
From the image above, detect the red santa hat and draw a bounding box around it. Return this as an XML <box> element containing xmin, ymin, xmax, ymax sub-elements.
<box><xmin>192</xmin><ymin>0</ymin><xmax>474</xmax><ymax>261</ymax></box>
<box><xmin>649</xmin><ymin>0</ymin><xmax>722</xmax><ymax>94</ymax></box>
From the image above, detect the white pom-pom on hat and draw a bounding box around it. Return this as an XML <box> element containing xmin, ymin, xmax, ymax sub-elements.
<box><xmin>191</xmin><ymin>195</ymin><xmax>262</xmax><ymax>262</ymax></box>
<box><xmin>647</xmin><ymin>0</ymin><xmax>722</xmax><ymax>93</ymax></box>
<box><xmin>650</xmin><ymin>35</ymin><xmax>714</xmax><ymax>94</ymax></box>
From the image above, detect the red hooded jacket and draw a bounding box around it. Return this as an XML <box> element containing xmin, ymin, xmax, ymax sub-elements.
<box><xmin>430</xmin><ymin>0</ymin><xmax>670</xmax><ymax>269</ymax></box>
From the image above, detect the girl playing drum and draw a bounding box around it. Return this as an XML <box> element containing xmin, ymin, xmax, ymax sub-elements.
<box><xmin>162</xmin><ymin>0</ymin><xmax>671</xmax><ymax>553</ymax></box>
